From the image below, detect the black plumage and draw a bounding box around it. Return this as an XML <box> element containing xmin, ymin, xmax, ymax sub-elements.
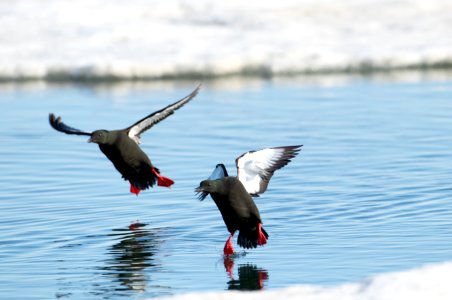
<box><xmin>196</xmin><ymin>145</ymin><xmax>301</xmax><ymax>255</ymax></box>
<box><xmin>198</xmin><ymin>177</ymin><xmax>268</xmax><ymax>250</ymax></box>
<box><xmin>49</xmin><ymin>85</ymin><xmax>200</xmax><ymax>195</ymax></box>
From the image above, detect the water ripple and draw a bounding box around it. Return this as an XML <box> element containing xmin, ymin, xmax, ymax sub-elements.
<box><xmin>1</xmin><ymin>79</ymin><xmax>452</xmax><ymax>298</ymax></box>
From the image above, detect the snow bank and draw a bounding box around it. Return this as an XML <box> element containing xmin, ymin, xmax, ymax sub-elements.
<box><xmin>1</xmin><ymin>0</ymin><xmax>452</xmax><ymax>80</ymax></box>
<box><xmin>153</xmin><ymin>261</ymin><xmax>452</xmax><ymax>300</ymax></box>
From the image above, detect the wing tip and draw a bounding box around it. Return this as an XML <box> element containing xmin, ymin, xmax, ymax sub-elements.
<box><xmin>268</xmin><ymin>145</ymin><xmax>302</xmax><ymax>160</ymax></box>
<box><xmin>195</xmin><ymin>82</ymin><xmax>202</xmax><ymax>91</ymax></box>
<box><xmin>186</xmin><ymin>83</ymin><xmax>202</xmax><ymax>100</ymax></box>
<box><xmin>207</xmin><ymin>163</ymin><xmax>229</xmax><ymax>180</ymax></box>
<box><xmin>272</xmin><ymin>144</ymin><xmax>303</xmax><ymax>167</ymax></box>
<box><xmin>48</xmin><ymin>113</ymin><xmax>91</xmax><ymax>136</ymax></box>
<box><xmin>276</xmin><ymin>144</ymin><xmax>303</xmax><ymax>151</ymax></box>
<box><xmin>215</xmin><ymin>163</ymin><xmax>229</xmax><ymax>177</ymax></box>
<box><xmin>124</xmin><ymin>83</ymin><xmax>202</xmax><ymax>139</ymax></box>
<box><xmin>48</xmin><ymin>113</ymin><xmax>59</xmax><ymax>129</ymax></box>
<box><xmin>281</xmin><ymin>144</ymin><xmax>303</xmax><ymax>157</ymax></box>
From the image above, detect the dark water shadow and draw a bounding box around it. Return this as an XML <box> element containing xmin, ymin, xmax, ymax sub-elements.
<box><xmin>223</xmin><ymin>256</ymin><xmax>269</xmax><ymax>290</ymax></box>
<box><xmin>91</xmin><ymin>222</ymin><xmax>164</xmax><ymax>298</ymax></box>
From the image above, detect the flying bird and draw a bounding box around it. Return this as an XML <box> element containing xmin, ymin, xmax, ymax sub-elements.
<box><xmin>195</xmin><ymin>145</ymin><xmax>301</xmax><ymax>255</ymax></box>
<box><xmin>49</xmin><ymin>85</ymin><xmax>201</xmax><ymax>195</ymax></box>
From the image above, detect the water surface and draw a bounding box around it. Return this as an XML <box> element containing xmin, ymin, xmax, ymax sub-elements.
<box><xmin>1</xmin><ymin>76</ymin><xmax>452</xmax><ymax>299</ymax></box>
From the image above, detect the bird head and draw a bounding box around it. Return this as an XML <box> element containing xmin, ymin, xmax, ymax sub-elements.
<box><xmin>88</xmin><ymin>130</ymin><xmax>110</xmax><ymax>144</ymax></box>
<box><xmin>195</xmin><ymin>180</ymin><xmax>220</xmax><ymax>201</ymax></box>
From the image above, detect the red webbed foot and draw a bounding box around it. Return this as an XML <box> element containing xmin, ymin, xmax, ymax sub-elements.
<box><xmin>258</xmin><ymin>270</ymin><xmax>269</xmax><ymax>288</ymax></box>
<box><xmin>224</xmin><ymin>233</ymin><xmax>235</xmax><ymax>256</ymax></box>
<box><xmin>152</xmin><ymin>168</ymin><xmax>174</xmax><ymax>188</ymax></box>
<box><xmin>129</xmin><ymin>220</ymin><xmax>141</xmax><ymax>230</ymax></box>
<box><xmin>129</xmin><ymin>182</ymin><xmax>141</xmax><ymax>195</ymax></box>
<box><xmin>257</xmin><ymin>223</ymin><xmax>267</xmax><ymax>246</ymax></box>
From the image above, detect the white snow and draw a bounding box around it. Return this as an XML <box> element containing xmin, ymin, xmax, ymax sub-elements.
<box><xmin>1</xmin><ymin>0</ymin><xmax>452</xmax><ymax>79</ymax></box>
<box><xmin>152</xmin><ymin>261</ymin><xmax>452</xmax><ymax>300</ymax></box>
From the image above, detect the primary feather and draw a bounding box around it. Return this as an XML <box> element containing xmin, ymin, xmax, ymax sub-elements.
<box><xmin>48</xmin><ymin>114</ymin><xmax>91</xmax><ymax>136</ymax></box>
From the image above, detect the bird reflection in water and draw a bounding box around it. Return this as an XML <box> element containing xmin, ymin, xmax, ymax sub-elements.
<box><xmin>96</xmin><ymin>222</ymin><xmax>162</xmax><ymax>296</ymax></box>
<box><xmin>224</xmin><ymin>256</ymin><xmax>269</xmax><ymax>290</ymax></box>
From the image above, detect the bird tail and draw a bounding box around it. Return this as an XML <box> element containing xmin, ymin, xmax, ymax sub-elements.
<box><xmin>237</xmin><ymin>223</ymin><xmax>268</xmax><ymax>249</ymax></box>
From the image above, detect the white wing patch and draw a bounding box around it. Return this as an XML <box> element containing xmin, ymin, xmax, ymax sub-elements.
<box><xmin>128</xmin><ymin>115</ymin><xmax>164</xmax><ymax>145</ymax></box>
<box><xmin>236</xmin><ymin>145</ymin><xmax>302</xmax><ymax>195</ymax></box>
<box><xmin>128</xmin><ymin>126</ymin><xmax>142</xmax><ymax>144</ymax></box>
<box><xmin>237</xmin><ymin>148</ymin><xmax>285</xmax><ymax>195</ymax></box>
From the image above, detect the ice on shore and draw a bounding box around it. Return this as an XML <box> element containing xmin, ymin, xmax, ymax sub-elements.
<box><xmin>153</xmin><ymin>261</ymin><xmax>452</xmax><ymax>300</ymax></box>
<box><xmin>1</xmin><ymin>0</ymin><xmax>452</xmax><ymax>79</ymax></box>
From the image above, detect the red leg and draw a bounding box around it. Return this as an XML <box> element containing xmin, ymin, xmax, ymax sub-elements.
<box><xmin>224</xmin><ymin>232</ymin><xmax>235</xmax><ymax>256</ymax></box>
<box><xmin>257</xmin><ymin>223</ymin><xmax>267</xmax><ymax>246</ymax></box>
<box><xmin>152</xmin><ymin>168</ymin><xmax>175</xmax><ymax>188</ymax></box>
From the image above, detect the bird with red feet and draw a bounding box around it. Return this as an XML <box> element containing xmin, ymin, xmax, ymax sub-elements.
<box><xmin>49</xmin><ymin>85</ymin><xmax>201</xmax><ymax>195</ymax></box>
<box><xmin>195</xmin><ymin>145</ymin><xmax>301</xmax><ymax>256</ymax></box>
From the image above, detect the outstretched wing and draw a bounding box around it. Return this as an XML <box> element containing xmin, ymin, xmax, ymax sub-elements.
<box><xmin>196</xmin><ymin>164</ymin><xmax>229</xmax><ymax>201</ymax></box>
<box><xmin>208</xmin><ymin>163</ymin><xmax>229</xmax><ymax>180</ymax></box>
<box><xmin>236</xmin><ymin>145</ymin><xmax>302</xmax><ymax>196</ymax></box>
<box><xmin>49</xmin><ymin>113</ymin><xmax>92</xmax><ymax>136</ymax></box>
<box><xmin>126</xmin><ymin>84</ymin><xmax>201</xmax><ymax>144</ymax></box>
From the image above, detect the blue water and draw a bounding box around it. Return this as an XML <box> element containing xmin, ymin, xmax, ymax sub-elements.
<box><xmin>1</xmin><ymin>76</ymin><xmax>452</xmax><ymax>299</ymax></box>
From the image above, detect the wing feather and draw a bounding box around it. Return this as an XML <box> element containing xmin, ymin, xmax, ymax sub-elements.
<box><xmin>208</xmin><ymin>163</ymin><xmax>229</xmax><ymax>180</ymax></box>
<box><xmin>48</xmin><ymin>113</ymin><xmax>92</xmax><ymax>136</ymax></box>
<box><xmin>127</xmin><ymin>84</ymin><xmax>201</xmax><ymax>144</ymax></box>
<box><xmin>236</xmin><ymin>145</ymin><xmax>302</xmax><ymax>196</ymax></box>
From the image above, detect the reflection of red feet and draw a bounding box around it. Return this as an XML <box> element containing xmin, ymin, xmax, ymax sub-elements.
<box><xmin>152</xmin><ymin>168</ymin><xmax>174</xmax><ymax>187</ymax></box>
<box><xmin>129</xmin><ymin>221</ymin><xmax>140</xmax><ymax>230</ymax></box>
<box><xmin>258</xmin><ymin>270</ymin><xmax>269</xmax><ymax>288</ymax></box>
<box><xmin>223</xmin><ymin>256</ymin><xmax>234</xmax><ymax>278</ymax></box>
<box><xmin>224</xmin><ymin>233</ymin><xmax>235</xmax><ymax>256</ymax></box>
<box><xmin>257</xmin><ymin>223</ymin><xmax>267</xmax><ymax>246</ymax></box>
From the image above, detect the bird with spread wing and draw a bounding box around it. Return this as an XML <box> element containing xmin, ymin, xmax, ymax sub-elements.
<box><xmin>49</xmin><ymin>85</ymin><xmax>201</xmax><ymax>195</ymax></box>
<box><xmin>195</xmin><ymin>145</ymin><xmax>301</xmax><ymax>255</ymax></box>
